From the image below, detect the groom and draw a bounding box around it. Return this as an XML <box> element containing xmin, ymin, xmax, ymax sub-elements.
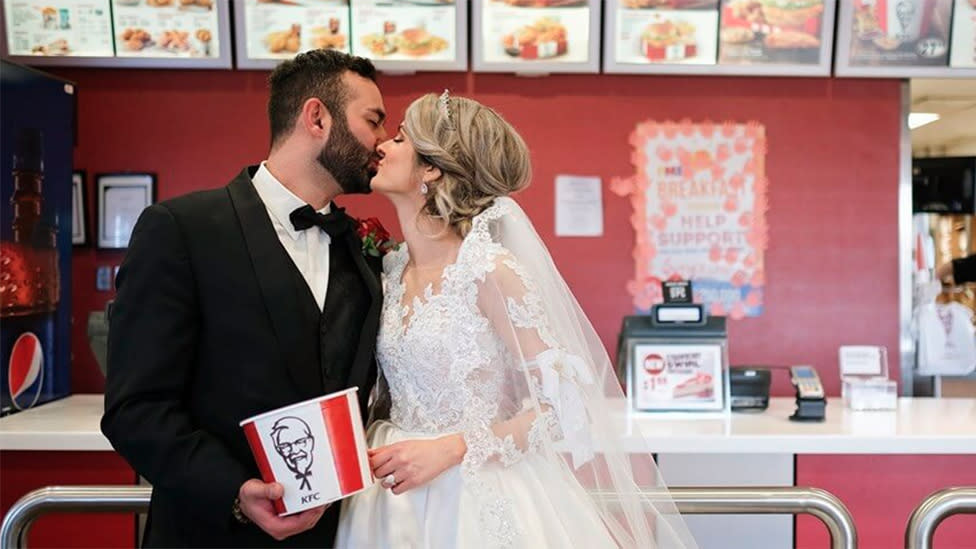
<box><xmin>102</xmin><ymin>49</ymin><xmax>387</xmax><ymax>547</ymax></box>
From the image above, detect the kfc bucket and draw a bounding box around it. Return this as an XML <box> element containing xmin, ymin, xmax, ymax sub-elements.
<box><xmin>859</xmin><ymin>0</ymin><xmax>941</xmax><ymax>43</ymax></box>
<box><xmin>239</xmin><ymin>388</ymin><xmax>372</xmax><ymax>515</ymax></box>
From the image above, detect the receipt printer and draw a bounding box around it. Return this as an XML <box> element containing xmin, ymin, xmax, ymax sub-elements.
<box><xmin>729</xmin><ymin>366</ymin><xmax>771</xmax><ymax>411</ymax></box>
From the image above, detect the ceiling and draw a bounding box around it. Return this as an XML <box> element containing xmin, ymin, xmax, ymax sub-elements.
<box><xmin>911</xmin><ymin>79</ymin><xmax>976</xmax><ymax>157</ymax></box>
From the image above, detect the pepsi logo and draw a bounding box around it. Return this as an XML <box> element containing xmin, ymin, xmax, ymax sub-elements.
<box><xmin>9</xmin><ymin>332</ymin><xmax>44</xmax><ymax>410</ymax></box>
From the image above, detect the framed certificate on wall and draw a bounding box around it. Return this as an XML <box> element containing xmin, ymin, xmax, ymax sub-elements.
<box><xmin>472</xmin><ymin>0</ymin><xmax>601</xmax><ymax>74</ymax></box>
<box><xmin>349</xmin><ymin>0</ymin><xmax>468</xmax><ymax>73</ymax></box>
<box><xmin>96</xmin><ymin>173</ymin><xmax>155</xmax><ymax>250</ymax></box>
<box><xmin>235</xmin><ymin>0</ymin><xmax>352</xmax><ymax>70</ymax></box>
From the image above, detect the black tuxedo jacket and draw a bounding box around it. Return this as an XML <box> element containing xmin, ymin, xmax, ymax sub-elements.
<box><xmin>102</xmin><ymin>166</ymin><xmax>382</xmax><ymax>547</ymax></box>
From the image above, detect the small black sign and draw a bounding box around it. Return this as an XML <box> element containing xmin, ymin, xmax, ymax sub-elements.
<box><xmin>662</xmin><ymin>280</ymin><xmax>693</xmax><ymax>304</ymax></box>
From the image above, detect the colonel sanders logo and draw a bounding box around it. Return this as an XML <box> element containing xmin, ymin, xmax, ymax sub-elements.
<box><xmin>270</xmin><ymin>417</ymin><xmax>315</xmax><ymax>491</ymax></box>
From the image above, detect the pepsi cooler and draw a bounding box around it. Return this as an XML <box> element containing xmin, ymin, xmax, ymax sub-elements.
<box><xmin>1</xmin><ymin>61</ymin><xmax>74</xmax><ymax>416</ymax></box>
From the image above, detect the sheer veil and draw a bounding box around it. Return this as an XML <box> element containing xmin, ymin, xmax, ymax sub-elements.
<box><xmin>371</xmin><ymin>196</ymin><xmax>698</xmax><ymax>548</ymax></box>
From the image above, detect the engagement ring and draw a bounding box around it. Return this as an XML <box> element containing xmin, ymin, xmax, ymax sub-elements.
<box><xmin>383</xmin><ymin>474</ymin><xmax>396</xmax><ymax>487</ymax></box>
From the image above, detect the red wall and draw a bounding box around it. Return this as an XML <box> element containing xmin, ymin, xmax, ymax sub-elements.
<box><xmin>56</xmin><ymin>68</ymin><xmax>902</xmax><ymax>399</ymax></box>
<box><xmin>0</xmin><ymin>451</ymin><xmax>137</xmax><ymax>548</ymax></box>
<box><xmin>796</xmin><ymin>454</ymin><xmax>976</xmax><ymax>548</ymax></box>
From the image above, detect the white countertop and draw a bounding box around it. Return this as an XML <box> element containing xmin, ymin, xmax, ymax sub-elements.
<box><xmin>1</xmin><ymin>395</ymin><xmax>112</xmax><ymax>451</ymax></box>
<box><xmin>1</xmin><ymin>395</ymin><xmax>975</xmax><ymax>454</ymax></box>
<box><xmin>631</xmin><ymin>397</ymin><xmax>976</xmax><ymax>454</ymax></box>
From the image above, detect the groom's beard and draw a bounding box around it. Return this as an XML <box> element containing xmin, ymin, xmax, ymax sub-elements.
<box><xmin>318</xmin><ymin>115</ymin><xmax>375</xmax><ymax>195</ymax></box>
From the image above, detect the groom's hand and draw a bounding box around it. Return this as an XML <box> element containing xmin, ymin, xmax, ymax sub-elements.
<box><xmin>238</xmin><ymin>479</ymin><xmax>329</xmax><ymax>541</ymax></box>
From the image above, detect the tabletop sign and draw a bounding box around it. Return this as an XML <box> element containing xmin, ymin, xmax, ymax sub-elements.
<box><xmin>662</xmin><ymin>280</ymin><xmax>693</xmax><ymax>304</ymax></box>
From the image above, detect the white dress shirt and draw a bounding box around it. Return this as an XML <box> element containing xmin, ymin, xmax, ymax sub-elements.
<box><xmin>251</xmin><ymin>162</ymin><xmax>330</xmax><ymax>310</ymax></box>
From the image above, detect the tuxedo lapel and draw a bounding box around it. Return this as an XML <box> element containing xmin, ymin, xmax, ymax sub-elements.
<box><xmin>227</xmin><ymin>167</ymin><xmax>321</xmax><ymax>399</ymax></box>
<box><xmin>341</xmin><ymin>227</ymin><xmax>382</xmax><ymax>391</ymax></box>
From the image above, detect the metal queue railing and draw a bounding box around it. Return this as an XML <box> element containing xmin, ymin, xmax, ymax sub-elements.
<box><xmin>1</xmin><ymin>485</ymin><xmax>858</xmax><ymax>549</ymax></box>
<box><xmin>904</xmin><ymin>487</ymin><xmax>976</xmax><ymax>549</ymax></box>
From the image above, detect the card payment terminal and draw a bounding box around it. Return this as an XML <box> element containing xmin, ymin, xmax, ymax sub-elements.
<box><xmin>789</xmin><ymin>365</ymin><xmax>826</xmax><ymax>421</ymax></box>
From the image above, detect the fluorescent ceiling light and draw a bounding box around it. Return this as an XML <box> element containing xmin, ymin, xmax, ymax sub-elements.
<box><xmin>909</xmin><ymin>112</ymin><xmax>940</xmax><ymax>130</ymax></box>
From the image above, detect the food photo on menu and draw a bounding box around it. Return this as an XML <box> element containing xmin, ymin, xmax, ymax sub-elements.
<box><xmin>620</xmin><ymin>0</ymin><xmax>716</xmax><ymax>7</ymax></box>
<box><xmin>950</xmin><ymin>0</ymin><xmax>976</xmax><ymax>67</ymax></box>
<box><xmin>490</xmin><ymin>0</ymin><xmax>586</xmax><ymax>6</ymax></box>
<box><xmin>718</xmin><ymin>0</ymin><xmax>826</xmax><ymax>65</ymax></box>
<box><xmin>244</xmin><ymin>0</ymin><xmax>349</xmax><ymax>59</ymax></box>
<box><xmin>360</xmin><ymin>22</ymin><xmax>448</xmax><ymax>57</ymax></box>
<box><xmin>481</xmin><ymin>0</ymin><xmax>591</xmax><ymax>63</ymax></box>
<box><xmin>614</xmin><ymin>0</ymin><xmax>719</xmax><ymax>65</ymax></box>
<box><xmin>115</xmin><ymin>0</ymin><xmax>213</xmax><ymax>9</ymax></box>
<box><xmin>3</xmin><ymin>0</ymin><xmax>115</xmax><ymax>56</ymax></box>
<box><xmin>848</xmin><ymin>0</ymin><xmax>953</xmax><ymax>66</ymax></box>
<box><xmin>112</xmin><ymin>0</ymin><xmax>220</xmax><ymax>57</ymax></box>
<box><xmin>353</xmin><ymin>1</ymin><xmax>455</xmax><ymax>61</ymax></box>
<box><xmin>501</xmin><ymin>17</ymin><xmax>569</xmax><ymax>59</ymax></box>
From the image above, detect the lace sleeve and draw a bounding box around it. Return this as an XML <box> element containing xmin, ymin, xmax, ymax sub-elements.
<box><xmin>461</xmin><ymin>252</ymin><xmax>594</xmax><ymax>472</ymax></box>
<box><xmin>366</xmin><ymin>366</ymin><xmax>391</xmax><ymax>426</ymax></box>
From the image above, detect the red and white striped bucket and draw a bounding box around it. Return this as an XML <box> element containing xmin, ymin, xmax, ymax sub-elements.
<box><xmin>239</xmin><ymin>388</ymin><xmax>372</xmax><ymax>515</ymax></box>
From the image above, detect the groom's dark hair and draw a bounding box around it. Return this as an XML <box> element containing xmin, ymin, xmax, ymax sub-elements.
<box><xmin>267</xmin><ymin>49</ymin><xmax>377</xmax><ymax>147</ymax></box>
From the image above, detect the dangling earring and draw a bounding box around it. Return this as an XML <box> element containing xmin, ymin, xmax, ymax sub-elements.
<box><xmin>420</xmin><ymin>182</ymin><xmax>428</xmax><ymax>195</ymax></box>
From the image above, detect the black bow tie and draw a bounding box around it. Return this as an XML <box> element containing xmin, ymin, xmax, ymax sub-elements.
<box><xmin>289</xmin><ymin>204</ymin><xmax>351</xmax><ymax>238</ymax></box>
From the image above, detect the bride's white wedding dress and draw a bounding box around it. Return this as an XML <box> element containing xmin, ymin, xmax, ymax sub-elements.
<box><xmin>335</xmin><ymin>199</ymin><xmax>695</xmax><ymax>549</ymax></box>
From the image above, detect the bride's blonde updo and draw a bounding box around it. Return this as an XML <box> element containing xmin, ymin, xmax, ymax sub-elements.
<box><xmin>401</xmin><ymin>92</ymin><xmax>531</xmax><ymax>238</ymax></box>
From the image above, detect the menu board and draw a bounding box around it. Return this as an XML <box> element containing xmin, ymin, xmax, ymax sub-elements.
<box><xmin>349</xmin><ymin>0</ymin><xmax>467</xmax><ymax>72</ymax></box>
<box><xmin>950</xmin><ymin>0</ymin><xmax>976</xmax><ymax>67</ymax></box>
<box><xmin>112</xmin><ymin>0</ymin><xmax>221</xmax><ymax>59</ymax></box>
<box><xmin>611</xmin><ymin>1</ymin><xmax>719</xmax><ymax>67</ymax></box>
<box><xmin>3</xmin><ymin>0</ymin><xmax>114</xmax><ymax>57</ymax></box>
<box><xmin>603</xmin><ymin>0</ymin><xmax>834</xmax><ymax>76</ymax></box>
<box><xmin>850</xmin><ymin>0</ymin><xmax>952</xmax><ymax>66</ymax></box>
<box><xmin>235</xmin><ymin>0</ymin><xmax>350</xmax><ymax>69</ymax></box>
<box><xmin>717</xmin><ymin>0</ymin><xmax>830</xmax><ymax>66</ymax></box>
<box><xmin>835</xmin><ymin>0</ymin><xmax>976</xmax><ymax>76</ymax></box>
<box><xmin>473</xmin><ymin>0</ymin><xmax>600</xmax><ymax>74</ymax></box>
<box><xmin>1</xmin><ymin>0</ymin><xmax>232</xmax><ymax>67</ymax></box>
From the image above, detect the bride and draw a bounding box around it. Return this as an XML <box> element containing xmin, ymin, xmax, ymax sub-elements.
<box><xmin>335</xmin><ymin>91</ymin><xmax>696</xmax><ymax>548</ymax></box>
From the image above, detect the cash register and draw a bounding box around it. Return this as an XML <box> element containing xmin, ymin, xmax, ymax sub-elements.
<box><xmin>615</xmin><ymin>281</ymin><xmax>730</xmax><ymax>413</ymax></box>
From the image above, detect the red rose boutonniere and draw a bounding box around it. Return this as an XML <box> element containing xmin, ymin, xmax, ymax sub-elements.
<box><xmin>356</xmin><ymin>217</ymin><xmax>398</xmax><ymax>257</ymax></box>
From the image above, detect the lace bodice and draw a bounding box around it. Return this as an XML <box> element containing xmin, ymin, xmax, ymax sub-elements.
<box><xmin>377</xmin><ymin>202</ymin><xmax>518</xmax><ymax>435</ymax></box>
<box><xmin>374</xmin><ymin>199</ymin><xmax>605</xmax><ymax>548</ymax></box>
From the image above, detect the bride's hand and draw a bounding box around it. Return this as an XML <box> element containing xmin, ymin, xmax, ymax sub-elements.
<box><xmin>369</xmin><ymin>434</ymin><xmax>466</xmax><ymax>495</ymax></box>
